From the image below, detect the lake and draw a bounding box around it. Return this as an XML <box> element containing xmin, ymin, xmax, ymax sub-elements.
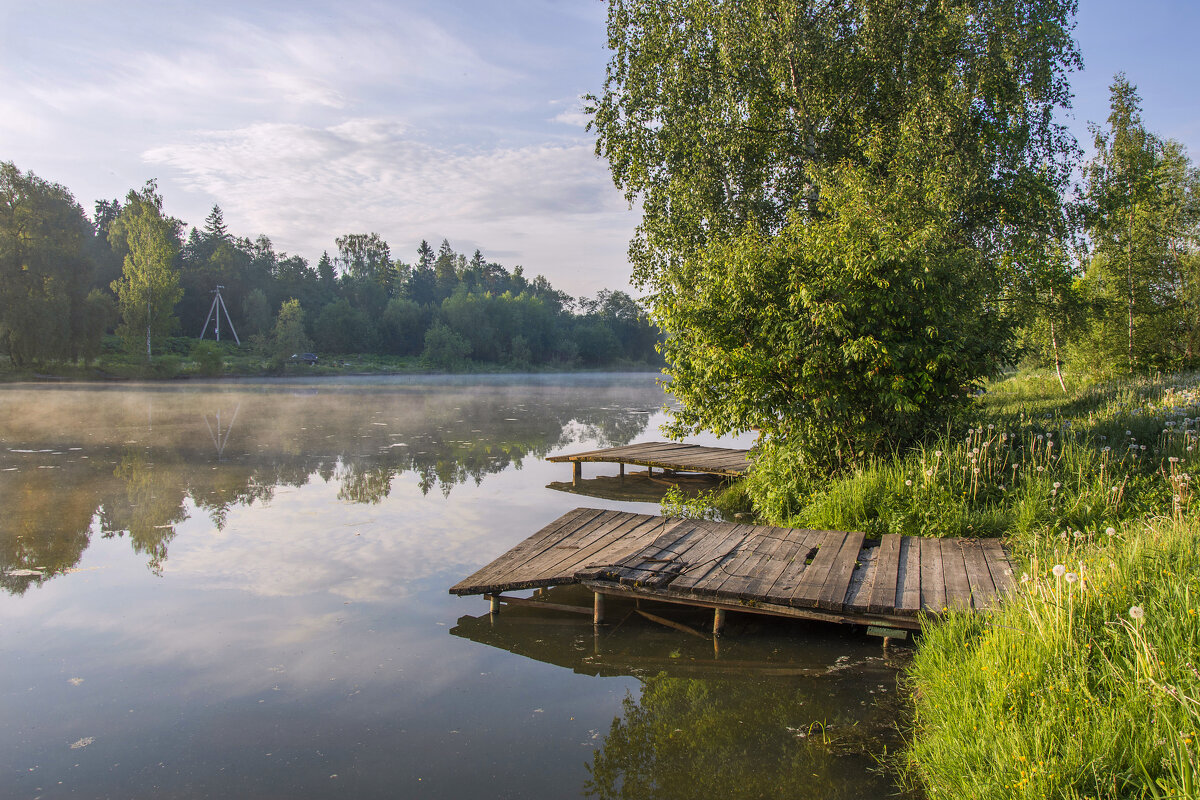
<box><xmin>0</xmin><ymin>375</ymin><xmax>913</xmax><ymax>799</ymax></box>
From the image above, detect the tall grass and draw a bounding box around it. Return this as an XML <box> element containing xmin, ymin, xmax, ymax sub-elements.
<box><xmin>746</xmin><ymin>371</ymin><xmax>1199</xmax><ymax>546</ymax></box>
<box><xmin>907</xmin><ymin>516</ymin><xmax>1200</xmax><ymax>798</ymax></box>
<box><xmin>735</xmin><ymin>370</ymin><xmax>1200</xmax><ymax>796</ymax></box>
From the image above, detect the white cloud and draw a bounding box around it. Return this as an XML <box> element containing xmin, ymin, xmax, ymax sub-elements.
<box><xmin>143</xmin><ymin>118</ymin><xmax>637</xmax><ymax>295</ymax></box>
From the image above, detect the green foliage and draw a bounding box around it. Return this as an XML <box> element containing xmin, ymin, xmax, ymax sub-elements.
<box><xmin>421</xmin><ymin>320</ymin><xmax>471</xmax><ymax>369</ymax></box>
<box><xmin>746</xmin><ymin>371</ymin><xmax>1197</xmax><ymax>543</ymax></box>
<box><xmin>908</xmin><ymin>516</ymin><xmax>1200</xmax><ymax>798</ymax></box>
<box><xmin>1076</xmin><ymin>75</ymin><xmax>1200</xmax><ymax>376</ymax></box>
<box><xmin>269</xmin><ymin>298</ymin><xmax>311</xmax><ymax>366</ymax></box>
<box><xmin>109</xmin><ymin>181</ymin><xmax>182</xmax><ymax>359</ymax></box>
<box><xmin>190</xmin><ymin>340</ymin><xmax>224</xmax><ymax>376</ymax></box>
<box><xmin>0</xmin><ymin>162</ymin><xmax>101</xmax><ymax>365</ymax></box>
<box><xmin>591</xmin><ymin>0</ymin><xmax>1080</xmax><ymax>473</ymax></box>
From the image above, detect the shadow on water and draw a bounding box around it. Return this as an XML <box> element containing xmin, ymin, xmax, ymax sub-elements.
<box><xmin>546</xmin><ymin>471</ymin><xmax>729</xmax><ymax>504</ymax></box>
<box><xmin>453</xmin><ymin>586</ymin><xmax>919</xmax><ymax>800</ymax></box>
<box><xmin>0</xmin><ymin>378</ymin><xmax>662</xmax><ymax>594</ymax></box>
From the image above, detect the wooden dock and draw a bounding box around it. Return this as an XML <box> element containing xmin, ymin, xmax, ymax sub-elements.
<box><xmin>547</xmin><ymin>441</ymin><xmax>752</xmax><ymax>484</ymax></box>
<box><xmin>450</xmin><ymin>508</ymin><xmax>1015</xmax><ymax>633</ymax></box>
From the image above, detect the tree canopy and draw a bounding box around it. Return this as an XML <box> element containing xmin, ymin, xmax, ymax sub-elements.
<box><xmin>591</xmin><ymin>0</ymin><xmax>1081</xmax><ymax>471</ymax></box>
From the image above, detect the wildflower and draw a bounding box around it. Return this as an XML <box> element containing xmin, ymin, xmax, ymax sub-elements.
<box><xmin>905</xmin><ymin>479</ymin><xmax>913</xmax><ymax>487</ymax></box>
<box><xmin>925</xmin><ymin>469</ymin><xmax>933</xmax><ymax>477</ymax></box>
<box><xmin>1066</xmin><ymin>572</ymin><xmax>1078</xmax><ymax>583</ymax></box>
<box><xmin>1052</xmin><ymin>564</ymin><xmax>1066</xmax><ymax>578</ymax></box>
<box><xmin>935</xmin><ymin>450</ymin><xmax>942</xmax><ymax>458</ymax></box>
<box><xmin>1020</xmin><ymin>573</ymin><xmax>1030</xmax><ymax>583</ymax></box>
<box><xmin>1037</xmin><ymin>465</ymin><xmax>1045</xmax><ymax>472</ymax></box>
<box><xmin>1103</xmin><ymin>446</ymin><xmax>1112</xmax><ymax>453</ymax></box>
<box><xmin>974</xmin><ymin>467</ymin><xmax>980</xmax><ymax>474</ymax></box>
<box><xmin>1106</xmin><ymin>527</ymin><xmax>1117</xmax><ymax>537</ymax></box>
<box><xmin>988</xmin><ymin>424</ymin><xmax>995</xmax><ymax>430</ymax></box>
<box><xmin>1140</xmin><ymin>445</ymin><xmax>1147</xmax><ymax>451</ymax></box>
<box><xmin>1129</xmin><ymin>605</ymin><xmax>1145</xmax><ymax>621</ymax></box>
<box><xmin>1073</xmin><ymin>530</ymin><xmax>1083</xmax><ymax>539</ymax></box>
<box><xmin>1053</xmin><ymin>482</ymin><xmax>1062</xmax><ymax>489</ymax></box>
<box><xmin>1170</xmin><ymin>457</ymin><xmax>1180</xmax><ymax>463</ymax></box>
<box><xmin>1126</xmin><ymin>430</ymin><xmax>1132</xmax><ymax>436</ymax></box>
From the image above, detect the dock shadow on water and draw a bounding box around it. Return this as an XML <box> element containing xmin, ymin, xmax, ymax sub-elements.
<box><xmin>0</xmin><ymin>375</ymin><xmax>916</xmax><ymax>798</ymax></box>
<box><xmin>455</xmin><ymin>586</ymin><xmax>918</xmax><ymax>800</ymax></box>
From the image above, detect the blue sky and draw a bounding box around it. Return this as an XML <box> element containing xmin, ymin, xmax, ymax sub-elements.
<box><xmin>2</xmin><ymin>1</ymin><xmax>1198</xmax><ymax>298</ymax></box>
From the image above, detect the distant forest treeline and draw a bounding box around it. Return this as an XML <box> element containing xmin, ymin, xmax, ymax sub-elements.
<box><xmin>0</xmin><ymin>162</ymin><xmax>661</xmax><ymax>370</ymax></box>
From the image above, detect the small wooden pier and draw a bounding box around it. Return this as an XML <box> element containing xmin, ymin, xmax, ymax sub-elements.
<box><xmin>450</xmin><ymin>508</ymin><xmax>1015</xmax><ymax>634</ymax></box>
<box><xmin>547</xmin><ymin>442</ymin><xmax>752</xmax><ymax>484</ymax></box>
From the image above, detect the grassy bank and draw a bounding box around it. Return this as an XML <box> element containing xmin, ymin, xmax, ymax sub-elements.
<box><xmin>0</xmin><ymin>336</ymin><xmax>663</xmax><ymax>381</ymax></box>
<box><xmin>728</xmin><ymin>370</ymin><xmax>1198</xmax><ymax>796</ymax></box>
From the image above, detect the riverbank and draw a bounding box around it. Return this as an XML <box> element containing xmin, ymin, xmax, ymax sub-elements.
<box><xmin>0</xmin><ymin>338</ymin><xmax>663</xmax><ymax>383</ymax></box>
<box><xmin>731</xmin><ymin>370</ymin><xmax>1198</xmax><ymax>796</ymax></box>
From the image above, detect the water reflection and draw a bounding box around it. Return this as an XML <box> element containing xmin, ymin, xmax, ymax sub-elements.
<box><xmin>0</xmin><ymin>378</ymin><xmax>661</xmax><ymax>594</ymax></box>
<box><xmin>452</xmin><ymin>588</ymin><xmax>914</xmax><ymax>799</ymax></box>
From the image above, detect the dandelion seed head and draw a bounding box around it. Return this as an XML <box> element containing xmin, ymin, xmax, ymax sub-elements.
<box><xmin>1106</xmin><ymin>527</ymin><xmax>1117</xmax><ymax>537</ymax></box>
<box><xmin>1073</xmin><ymin>531</ymin><xmax>1083</xmax><ymax>539</ymax></box>
<box><xmin>1053</xmin><ymin>482</ymin><xmax>1062</xmax><ymax>489</ymax></box>
<box><xmin>905</xmin><ymin>479</ymin><xmax>913</xmax><ymax>486</ymax></box>
<box><xmin>1066</xmin><ymin>572</ymin><xmax>1078</xmax><ymax>583</ymax></box>
<box><xmin>1129</xmin><ymin>605</ymin><xmax>1145</xmax><ymax>621</ymax></box>
<box><xmin>1052</xmin><ymin>564</ymin><xmax>1066</xmax><ymax>577</ymax></box>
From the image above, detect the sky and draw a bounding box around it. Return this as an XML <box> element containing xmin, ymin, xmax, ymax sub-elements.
<box><xmin>2</xmin><ymin>0</ymin><xmax>1199</xmax><ymax>299</ymax></box>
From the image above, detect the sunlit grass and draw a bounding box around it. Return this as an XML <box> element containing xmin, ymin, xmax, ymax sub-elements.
<box><xmin>746</xmin><ymin>371</ymin><xmax>1198</xmax><ymax>546</ymax></box>
<box><xmin>906</xmin><ymin>515</ymin><xmax>1200</xmax><ymax>798</ymax></box>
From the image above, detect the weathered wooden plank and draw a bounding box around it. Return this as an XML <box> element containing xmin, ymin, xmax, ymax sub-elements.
<box><xmin>789</xmin><ymin>530</ymin><xmax>849</xmax><ymax>608</ymax></box>
<box><xmin>765</xmin><ymin>532</ymin><xmax>824</xmax><ymax>599</ymax></box>
<box><xmin>867</xmin><ymin>534</ymin><xmax>902</xmax><ymax>614</ymax></box>
<box><xmin>454</xmin><ymin>508</ymin><xmax>1010</xmax><ymax>631</ymax></box>
<box><xmin>526</xmin><ymin>511</ymin><xmax>652</xmax><ymax>577</ymax></box>
<box><xmin>669</xmin><ymin>523</ymin><xmax>758</xmax><ymax>595</ymax></box>
<box><xmin>895</xmin><ymin>538</ymin><xmax>923</xmax><ymax>616</ymax></box>
<box><xmin>734</xmin><ymin>527</ymin><xmax>812</xmax><ymax>601</ymax></box>
<box><xmin>980</xmin><ymin>539</ymin><xmax>1016</xmax><ymax>596</ymax></box>
<box><xmin>450</xmin><ymin>507</ymin><xmax>605</xmax><ymax>593</ymax></box>
<box><xmin>816</xmin><ymin>531</ymin><xmax>866</xmax><ymax>611</ymax></box>
<box><xmin>548</xmin><ymin>515</ymin><xmax>681</xmax><ymax>583</ymax></box>
<box><xmin>919</xmin><ymin>534</ymin><xmax>947</xmax><ymax>614</ymax></box>
<box><xmin>941</xmin><ymin>539</ymin><xmax>973</xmax><ymax>611</ymax></box>
<box><xmin>960</xmin><ymin>539</ymin><xmax>998</xmax><ymax>610</ymax></box>
<box><xmin>546</xmin><ymin>442</ymin><xmax>751</xmax><ymax>475</ymax></box>
<box><xmin>602</xmin><ymin>523</ymin><xmax>706</xmax><ymax>588</ymax></box>
<box><xmin>697</xmin><ymin>529</ymin><xmax>781</xmax><ymax>599</ymax></box>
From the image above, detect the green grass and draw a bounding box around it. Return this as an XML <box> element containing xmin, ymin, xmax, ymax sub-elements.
<box><xmin>726</xmin><ymin>369</ymin><xmax>1200</xmax><ymax>797</ymax></box>
<box><xmin>907</xmin><ymin>515</ymin><xmax>1200</xmax><ymax>798</ymax></box>
<box><xmin>745</xmin><ymin>371</ymin><xmax>1197</xmax><ymax>546</ymax></box>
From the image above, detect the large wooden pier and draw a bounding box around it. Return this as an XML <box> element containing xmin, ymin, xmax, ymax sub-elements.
<box><xmin>450</xmin><ymin>508</ymin><xmax>1015</xmax><ymax>633</ymax></box>
<box><xmin>547</xmin><ymin>442</ymin><xmax>751</xmax><ymax>484</ymax></box>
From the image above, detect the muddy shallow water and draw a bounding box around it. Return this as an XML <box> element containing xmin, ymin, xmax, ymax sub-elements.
<box><xmin>0</xmin><ymin>374</ymin><xmax>914</xmax><ymax>799</ymax></box>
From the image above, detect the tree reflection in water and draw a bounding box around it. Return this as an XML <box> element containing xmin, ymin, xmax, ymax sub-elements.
<box><xmin>0</xmin><ymin>378</ymin><xmax>661</xmax><ymax>593</ymax></box>
<box><xmin>450</xmin><ymin>592</ymin><xmax>914</xmax><ymax>800</ymax></box>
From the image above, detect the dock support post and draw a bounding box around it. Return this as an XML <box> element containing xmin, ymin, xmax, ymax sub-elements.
<box><xmin>489</xmin><ymin>595</ymin><xmax>501</xmax><ymax>615</ymax></box>
<box><xmin>593</xmin><ymin>592</ymin><xmax>606</xmax><ymax>625</ymax></box>
<box><xmin>619</xmin><ymin>463</ymin><xmax>625</xmax><ymax>481</ymax></box>
<box><xmin>713</xmin><ymin>608</ymin><xmax>726</xmax><ymax>637</ymax></box>
<box><xmin>647</xmin><ymin>465</ymin><xmax>653</xmax><ymax>477</ymax></box>
<box><xmin>573</xmin><ymin>461</ymin><xmax>582</xmax><ymax>486</ymax></box>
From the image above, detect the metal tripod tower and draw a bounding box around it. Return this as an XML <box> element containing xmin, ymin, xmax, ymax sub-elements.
<box><xmin>199</xmin><ymin>285</ymin><xmax>240</xmax><ymax>345</ymax></box>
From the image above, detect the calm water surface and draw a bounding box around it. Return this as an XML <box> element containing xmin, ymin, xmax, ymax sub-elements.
<box><xmin>0</xmin><ymin>375</ymin><xmax>913</xmax><ymax>799</ymax></box>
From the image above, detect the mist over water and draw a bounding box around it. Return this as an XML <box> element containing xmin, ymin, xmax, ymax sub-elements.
<box><xmin>0</xmin><ymin>375</ymin><xmax>912</xmax><ymax>799</ymax></box>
